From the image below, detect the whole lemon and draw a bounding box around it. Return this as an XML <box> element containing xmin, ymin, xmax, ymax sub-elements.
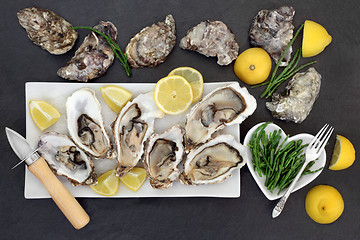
<box><xmin>305</xmin><ymin>185</ymin><xmax>344</xmax><ymax>224</ymax></box>
<box><xmin>234</xmin><ymin>47</ymin><xmax>272</xmax><ymax>85</ymax></box>
<box><xmin>302</xmin><ymin>20</ymin><xmax>332</xmax><ymax>58</ymax></box>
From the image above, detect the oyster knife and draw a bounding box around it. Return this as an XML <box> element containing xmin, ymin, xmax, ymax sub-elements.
<box><xmin>5</xmin><ymin>127</ymin><xmax>90</xmax><ymax>230</ymax></box>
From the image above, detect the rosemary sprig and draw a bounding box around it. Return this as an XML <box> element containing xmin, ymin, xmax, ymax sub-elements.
<box><xmin>71</xmin><ymin>26</ymin><xmax>131</xmax><ymax>77</ymax></box>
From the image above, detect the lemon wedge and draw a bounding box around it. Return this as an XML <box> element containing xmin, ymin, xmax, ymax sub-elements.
<box><xmin>120</xmin><ymin>167</ymin><xmax>147</xmax><ymax>192</ymax></box>
<box><xmin>90</xmin><ymin>169</ymin><xmax>119</xmax><ymax>196</ymax></box>
<box><xmin>154</xmin><ymin>75</ymin><xmax>193</xmax><ymax>115</ymax></box>
<box><xmin>302</xmin><ymin>20</ymin><xmax>332</xmax><ymax>58</ymax></box>
<box><xmin>100</xmin><ymin>85</ymin><xmax>132</xmax><ymax>113</ymax></box>
<box><xmin>168</xmin><ymin>67</ymin><xmax>204</xmax><ymax>102</ymax></box>
<box><xmin>29</xmin><ymin>100</ymin><xmax>61</xmax><ymax>131</ymax></box>
<box><xmin>329</xmin><ymin>135</ymin><xmax>356</xmax><ymax>170</ymax></box>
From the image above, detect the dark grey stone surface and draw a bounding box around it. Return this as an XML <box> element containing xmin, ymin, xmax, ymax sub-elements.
<box><xmin>0</xmin><ymin>0</ymin><xmax>359</xmax><ymax>239</ymax></box>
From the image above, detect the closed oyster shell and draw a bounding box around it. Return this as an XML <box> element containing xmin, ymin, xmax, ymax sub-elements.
<box><xmin>57</xmin><ymin>21</ymin><xmax>117</xmax><ymax>82</ymax></box>
<box><xmin>266</xmin><ymin>67</ymin><xmax>321</xmax><ymax>123</ymax></box>
<box><xmin>180</xmin><ymin>20</ymin><xmax>239</xmax><ymax>65</ymax></box>
<box><xmin>17</xmin><ymin>7</ymin><xmax>77</xmax><ymax>54</ymax></box>
<box><xmin>125</xmin><ymin>14</ymin><xmax>176</xmax><ymax>68</ymax></box>
<box><xmin>38</xmin><ymin>132</ymin><xmax>96</xmax><ymax>186</ymax></box>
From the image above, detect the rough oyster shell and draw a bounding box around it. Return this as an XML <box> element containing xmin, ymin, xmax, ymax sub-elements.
<box><xmin>250</xmin><ymin>6</ymin><xmax>295</xmax><ymax>66</ymax></box>
<box><xmin>38</xmin><ymin>132</ymin><xmax>96</xmax><ymax>186</ymax></box>
<box><xmin>66</xmin><ymin>88</ymin><xmax>115</xmax><ymax>158</ymax></box>
<box><xmin>143</xmin><ymin>125</ymin><xmax>185</xmax><ymax>190</ymax></box>
<box><xmin>184</xmin><ymin>82</ymin><xmax>256</xmax><ymax>150</ymax></box>
<box><xmin>179</xmin><ymin>20</ymin><xmax>239</xmax><ymax>65</ymax></box>
<box><xmin>266</xmin><ymin>67</ymin><xmax>321</xmax><ymax>123</ymax></box>
<box><xmin>17</xmin><ymin>7</ymin><xmax>78</xmax><ymax>55</ymax></box>
<box><xmin>112</xmin><ymin>92</ymin><xmax>165</xmax><ymax>177</ymax></box>
<box><xmin>125</xmin><ymin>14</ymin><xmax>176</xmax><ymax>68</ymax></box>
<box><xmin>180</xmin><ymin>134</ymin><xmax>246</xmax><ymax>185</ymax></box>
<box><xmin>57</xmin><ymin>21</ymin><xmax>117</xmax><ymax>82</ymax></box>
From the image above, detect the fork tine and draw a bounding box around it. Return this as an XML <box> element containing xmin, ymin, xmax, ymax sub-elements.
<box><xmin>316</xmin><ymin>127</ymin><xmax>334</xmax><ymax>154</ymax></box>
<box><xmin>309</xmin><ymin>124</ymin><xmax>329</xmax><ymax>147</ymax></box>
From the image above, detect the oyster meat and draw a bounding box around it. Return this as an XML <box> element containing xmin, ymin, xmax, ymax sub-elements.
<box><xmin>66</xmin><ymin>88</ymin><xmax>115</xmax><ymax>158</ymax></box>
<box><xmin>112</xmin><ymin>92</ymin><xmax>165</xmax><ymax>177</ymax></box>
<box><xmin>266</xmin><ymin>67</ymin><xmax>321</xmax><ymax>123</ymax></box>
<box><xmin>57</xmin><ymin>21</ymin><xmax>117</xmax><ymax>82</ymax></box>
<box><xmin>38</xmin><ymin>132</ymin><xmax>96</xmax><ymax>186</ymax></box>
<box><xmin>180</xmin><ymin>134</ymin><xmax>246</xmax><ymax>185</ymax></box>
<box><xmin>179</xmin><ymin>20</ymin><xmax>239</xmax><ymax>65</ymax></box>
<box><xmin>17</xmin><ymin>7</ymin><xmax>77</xmax><ymax>55</ymax></box>
<box><xmin>185</xmin><ymin>82</ymin><xmax>256</xmax><ymax>150</ymax></box>
<box><xmin>143</xmin><ymin>125</ymin><xmax>185</xmax><ymax>190</ymax></box>
<box><xmin>125</xmin><ymin>14</ymin><xmax>176</xmax><ymax>68</ymax></box>
<box><xmin>249</xmin><ymin>6</ymin><xmax>295</xmax><ymax>66</ymax></box>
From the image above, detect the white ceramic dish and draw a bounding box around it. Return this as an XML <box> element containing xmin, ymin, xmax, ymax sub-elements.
<box><xmin>25</xmin><ymin>82</ymin><xmax>241</xmax><ymax>198</ymax></box>
<box><xmin>243</xmin><ymin>122</ymin><xmax>326</xmax><ymax>201</ymax></box>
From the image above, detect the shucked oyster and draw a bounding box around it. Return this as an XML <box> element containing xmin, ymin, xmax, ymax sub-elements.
<box><xmin>38</xmin><ymin>132</ymin><xmax>96</xmax><ymax>186</ymax></box>
<box><xmin>112</xmin><ymin>92</ymin><xmax>165</xmax><ymax>177</ymax></box>
<box><xmin>125</xmin><ymin>14</ymin><xmax>176</xmax><ymax>68</ymax></box>
<box><xmin>180</xmin><ymin>20</ymin><xmax>239</xmax><ymax>65</ymax></box>
<box><xmin>144</xmin><ymin>125</ymin><xmax>185</xmax><ymax>190</ymax></box>
<box><xmin>180</xmin><ymin>134</ymin><xmax>246</xmax><ymax>185</ymax></box>
<box><xmin>57</xmin><ymin>21</ymin><xmax>117</xmax><ymax>82</ymax></box>
<box><xmin>184</xmin><ymin>82</ymin><xmax>256</xmax><ymax>150</ymax></box>
<box><xmin>266</xmin><ymin>67</ymin><xmax>321</xmax><ymax>123</ymax></box>
<box><xmin>250</xmin><ymin>6</ymin><xmax>295</xmax><ymax>66</ymax></box>
<box><xmin>17</xmin><ymin>7</ymin><xmax>77</xmax><ymax>54</ymax></box>
<box><xmin>66</xmin><ymin>88</ymin><xmax>115</xmax><ymax>158</ymax></box>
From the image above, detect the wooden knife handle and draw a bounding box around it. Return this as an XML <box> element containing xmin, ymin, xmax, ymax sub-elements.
<box><xmin>28</xmin><ymin>157</ymin><xmax>90</xmax><ymax>229</ymax></box>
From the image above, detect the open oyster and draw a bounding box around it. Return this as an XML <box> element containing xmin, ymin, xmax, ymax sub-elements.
<box><xmin>184</xmin><ymin>82</ymin><xmax>256</xmax><ymax>150</ymax></box>
<box><xmin>38</xmin><ymin>132</ymin><xmax>96</xmax><ymax>186</ymax></box>
<box><xmin>17</xmin><ymin>7</ymin><xmax>78</xmax><ymax>55</ymax></box>
<box><xmin>250</xmin><ymin>6</ymin><xmax>295</xmax><ymax>66</ymax></box>
<box><xmin>180</xmin><ymin>134</ymin><xmax>246</xmax><ymax>185</ymax></box>
<box><xmin>143</xmin><ymin>125</ymin><xmax>185</xmax><ymax>190</ymax></box>
<box><xmin>179</xmin><ymin>20</ymin><xmax>239</xmax><ymax>65</ymax></box>
<box><xmin>266</xmin><ymin>67</ymin><xmax>321</xmax><ymax>123</ymax></box>
<box><xmin>125</xmin><ymin>14</ymin><xmax>176</xmax><ymax>68</ymax></box>
<box><xmin>66</xmin><ymin>88</ymin><xmax>115</xmax><ymax>158</ymax></box>
<box><xmin>112</xmin><ymin>92</ymin><xmax>165</xmax><ymax>177</ymax></box>
<box><xmin>57</xmin><ymin>21</ymin><xmax>117</xmax><ymax>82</ymax></box>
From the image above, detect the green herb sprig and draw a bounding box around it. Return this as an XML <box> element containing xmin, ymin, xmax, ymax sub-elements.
<box><xmin>71</xmin><ymin>26</ymin><xmax>131</xmax><ymax>77</ymax></box>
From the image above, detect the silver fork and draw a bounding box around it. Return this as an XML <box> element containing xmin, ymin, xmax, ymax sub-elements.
<box><xmin>272</xmin><ymin>124</ymin><xmax>334</xmax><ymax>218</ymax></box>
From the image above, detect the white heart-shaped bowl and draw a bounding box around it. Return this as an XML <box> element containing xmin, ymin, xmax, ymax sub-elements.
<box><xmin>243</xmin><ymin>122</ymin><xmax>326</xmax><ymax>200</ymax></box>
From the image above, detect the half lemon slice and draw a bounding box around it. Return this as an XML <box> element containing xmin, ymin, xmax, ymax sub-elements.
<box><xmin>329</xmin><ymin>135</ymin><xmax>355</xmax><ymax>170</ymax></box>
<box><xmin>29</xmin><ymin>100</ymin><xmax>61</xmax><ymax>131</ymax></box>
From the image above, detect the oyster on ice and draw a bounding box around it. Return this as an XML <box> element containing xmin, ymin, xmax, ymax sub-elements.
<box><xmin>180</xmin><ymin>134</ymin><xmax>246</xmax><ymax>185</ymax></box>
<box><xmin>57</xmin><ymin>21</ymin><xmax>117</xmax><ymax>82</ymax></box>
<box><xmin>184</xmin><ymin>82</ymin><xmax>256</xmax><ymax>150</ymax></box>
<box><xmin>66</xmin><ymin>88</ymin><xmax>115</xmax><ymax>158</ymax></box>
<box><xmin>38</xmin><ymin>132</ymin><xmax>96</xmax><ymax>186</ymax></box>
<box><xmin>112</xmin><ymin>92</ymin><xmax>165</xmax><ymax>177</ymax></box>
<box><xmin>17</xmin><ymin>7</ymin><xmax>78</xmax><ymax>55</ymax></box>
<box><xmin>266</xmin><ymin>67</ymin><xmax>321</xmax><ymax>123</ymax></box>
<box><xmin>125</xmin><ymin>14</ymin><xmax>176</xmax><ymax>68</ymax></box>
<box><xmin>250</xmin><ymin>6</ymin><xmax>295</xmax><ymax>66</ymax></box>
<box><xmin>143</xmin><ymin>125</ymin><xmax>185</xmax><ymax>190</ymax></box>
<box><xmin>179</xmin><ymin>20</ymin><xmax>239</xmax><ymax>65</ymax></box>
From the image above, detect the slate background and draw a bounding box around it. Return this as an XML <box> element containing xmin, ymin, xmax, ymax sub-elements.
<box><xmin>0</xmin><ymin>0</ymin><xmax>359</xmax><ymax>239</ymax></box>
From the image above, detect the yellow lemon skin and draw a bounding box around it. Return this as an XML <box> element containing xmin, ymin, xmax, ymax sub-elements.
<box><xmin>302</xmin><ymin>20</ymin><xmax>332</xmax><ymax>58</ymax></box>
<box><xmin>234</xmin><ymin>47</ymin><xmax>272</xmax><ymax>85</ymax></box>
<box><xmin>305</xmin><ymin>185</ymin><xmax>344</xmax><ymax>224</ymax></box>
<box><xmin>329</xmin><ymin>135</ymin><xmax>356</xmax><ymax>170</ymax></box>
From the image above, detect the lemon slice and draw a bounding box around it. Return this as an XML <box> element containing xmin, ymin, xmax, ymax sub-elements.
<box><xmin>100</xmin><ymin>85</ymin><xmax>132</xmax><ymax>113</ymax></box>
<box><xmin>154</xmin><ymin>75</ymin><xmax>193</xmax><ymax>115</ymax></box>
<box><xmin>29</xmin><ymin>100</ymin><xmax>61</xmax><ymax>131</ymax></box>
<box><xmin>168</xmin><ymin>67</ymin><xmax>204</xmax><ymax>102</ymax></box>
<box><xmin>329</xmin><ymin>135</ymin><xmax>356</xmax><ymax>170</ymax></box>
<box><xmin>90</xmin><ymin>169</ymin><xmax>119</xmax><ymax>196</ymax></box>
<box><xmin>120</xmin><ymin>167</ymin><xmax>147</xmax><ymax>191</ymax></box>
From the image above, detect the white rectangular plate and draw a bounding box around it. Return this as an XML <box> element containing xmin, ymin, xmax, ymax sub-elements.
<box><xmin>25</xmin><ymin>82</ymin><xmax>241</xmax><ymax>198</ymax></box>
